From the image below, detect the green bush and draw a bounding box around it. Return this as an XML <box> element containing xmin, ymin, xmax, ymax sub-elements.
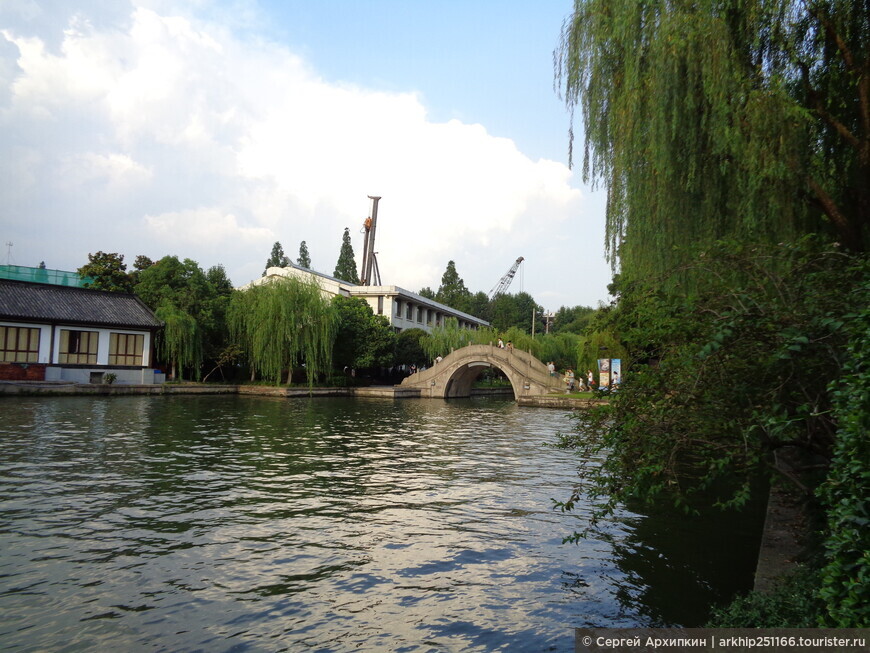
<box><xmin>817</xmin><ymin>280</ymin><xmax>870</xmax><ymax>627</ymax></box>
<box><xmin>707</xmin><ymin>566</ymin><xmax>823</xmax><ymax>627</ymax></box>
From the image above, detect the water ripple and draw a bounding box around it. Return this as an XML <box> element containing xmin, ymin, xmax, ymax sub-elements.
<box><xmin>0</xmin><ymin>395</ymin><xmax>762</xmax><ymax>651</ymax></box>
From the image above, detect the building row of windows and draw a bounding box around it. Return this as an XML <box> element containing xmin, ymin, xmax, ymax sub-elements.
<box><xmin>392</xmin><ymin>299</ymin><xmax>478</xmax><ymax>330</ymax></box>
<box><xmin>0</xmin><ymin>326</ymin><xmax>144</xmax><ymax>365</ymax></box>
<box><xmin>0</xmin><ymin>326</ymin><xmax>39</xmax><ymax>362</ymax></box>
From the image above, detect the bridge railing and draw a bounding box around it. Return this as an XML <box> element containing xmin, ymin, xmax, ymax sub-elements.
<box><xmin>400</xmin><ymin>344</ymin><xmax>563</xmax><ymax>392</ymax></box>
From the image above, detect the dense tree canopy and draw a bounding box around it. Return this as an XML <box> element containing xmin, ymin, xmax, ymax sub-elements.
<box><xmin>489</xmin><ymin>291</ymin><xmax>542</xmax><ymax>333</ymax></box>
<box><xmin>134</xmin><ymin>256</ymin><xmax>219</xmax><ymax>379</ymax></box>
<box><xmin>228</xmin><ymin>276</ymin><xmax>336</xmax><ymax>385</ymax></box>
<box><xmin>553</xmin><ymin>305</ymin><xmax>595</xmax><ymax>334</ymax></box>
<box><xmin>394</xmin><ymin>328</ymin><xmax>427</xmax><ymax>367</ymax></box>
<box><xmin>154</xmin><ymin>302</ymin><xmax>200</xmax><ymax>381</ymax></box>
<box><xmin>420</xmin><ymin>259</ymin><xmax>593</xmax><ymax>334</ymax></box>
<box><xmin>556</xmin><ymin>0</ymin><xmax>869</xmax><ymax>279</ymax></box>
<box><xmin>77</xmin><ymin>251</ymin><xmax>132</xmax><ymax>293</ymax></box>
<box><xmin>555</xmin><ymin>0</ymin><xmax>870</xmax><ymax>627</ymax></box>
<box><xmin>331</xmin><ymin>297</ymin><xmax>396</xmax><ymax>371</ymax></box>
<box><xmin>129</xmin><ymin>255</ymin><xmax>154</xmax><ymax>287</ymax></box>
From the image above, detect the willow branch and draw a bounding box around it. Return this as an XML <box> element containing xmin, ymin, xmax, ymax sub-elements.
<box><xmin>807</xmin><ymin>2</ymin><xmax>855</xmax><ymax>72</ymax></box>
<box><xmin>805</xmin><ymin>174</ymin><xmax>856</xmax><ymax>245</ymax></box>
<box><xmin>797</xmin><ymin>60</ymin><xmax>860</xmax><ymax>150</ymax></box>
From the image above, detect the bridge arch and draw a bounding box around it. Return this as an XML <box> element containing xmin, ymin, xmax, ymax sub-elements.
<box><xmin>442</xmin><ymin>359</ymin><xmax>514</xmax><ymax>398</ymax></box>
<box><xmin>399</xmin><ymin>344</ymin><xmax>563</xmax><ymax>399</ymax></box>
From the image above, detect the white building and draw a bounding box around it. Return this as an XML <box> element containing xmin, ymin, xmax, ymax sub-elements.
<box><xmin>0</xmin><ymin>279</ymin><xmax>163</xmax><ymax>384</ymax></box>
<box><xmin>246</xmin><ymin>264</ymin><xmax>489</xmax><ymax>333</ymax></box>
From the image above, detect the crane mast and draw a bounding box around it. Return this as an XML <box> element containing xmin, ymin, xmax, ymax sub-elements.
<box><xmin>489</xmin><ymin>256</ymin><xmax>524</xmax><ymax>299</ymax></box>
<box><xmin>359</xmin><ymin>195</ymin><xmax>382</xmax><ymax>285</ymax></box>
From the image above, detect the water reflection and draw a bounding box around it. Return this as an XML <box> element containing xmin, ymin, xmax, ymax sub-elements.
<box><xmin>0</xmin><ymin>396</ymin><xmax>760</xmax><ymax>651</ymax></box>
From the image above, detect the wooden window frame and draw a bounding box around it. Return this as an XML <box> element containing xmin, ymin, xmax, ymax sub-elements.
<box><xmin>109</xmin><ymin>332</ymin><xmax>144</xmax><ymax>366</ymax></box>
<box><xmin>59</xmin><ymin>329</ymin><xmax>99</xmax><ymax>364</ymax></box>
<box><xmin>0</xmin><ymin>325</ymin><xmax>40</xmax><ymax>363</ymax></box>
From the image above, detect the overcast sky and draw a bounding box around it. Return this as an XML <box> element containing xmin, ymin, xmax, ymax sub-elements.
<box><xmin>0</xmin><ymin>0</ymin><xmax>612</xmax><ymax>309</ymax></box>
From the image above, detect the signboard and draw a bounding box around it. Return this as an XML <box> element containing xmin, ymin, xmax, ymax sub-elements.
<box><xmin>597</xmin><ymin>358</ymin><xmax>610</xmax><ymax>388</ymax></box>
<box><xmin>598</xmin><ymin>358</ymin><xmax>623</xmax><ymax>389</ymax></box>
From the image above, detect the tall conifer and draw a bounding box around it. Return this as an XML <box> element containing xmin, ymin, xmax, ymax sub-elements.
<box><xmin>333</xmin><ymin>228</ymin><xmax>360</xmax><ymax>283</ymax></box>
<box><xmin>297</xmin><ymin>241</ymin><xmax>311</xmax><ymax>269</ymax></box>
<box><xmin>263</xmin><ymin>242</ymin><xmax>290</xmax><ymax>276</ymax></box>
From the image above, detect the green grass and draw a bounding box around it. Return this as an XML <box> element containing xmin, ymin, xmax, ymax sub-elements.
<box><xmin>550</xmin><ymin>390</ymin><xmax>597</xmax><ymax>399</ymax></box>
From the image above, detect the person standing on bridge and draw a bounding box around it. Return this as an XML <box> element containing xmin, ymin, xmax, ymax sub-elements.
<box><xmin>547</xmin><ymin>361</ymin><xmax>556</xmax><ymax>377</ymax></box>
<box><xmin>497</xmin><ymin>338</ymin><xmax>505</xmax><ymax>349</ymax></box>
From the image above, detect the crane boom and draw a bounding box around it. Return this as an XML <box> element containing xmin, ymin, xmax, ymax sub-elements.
<box><xmin>488</xmin><ymin>256</ymin><xmax>524</xmax><ymax>299</ymax></box>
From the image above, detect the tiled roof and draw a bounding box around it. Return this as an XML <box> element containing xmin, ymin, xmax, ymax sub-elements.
<box><xmin>0</xmin><ymin>280</ymin><xmax>162</xmax><ymax>329</ymax></box>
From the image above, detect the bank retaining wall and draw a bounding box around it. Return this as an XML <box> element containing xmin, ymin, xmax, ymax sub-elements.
<box><xmin>1</xmin><ymin>382</ymin><xmax>597</xmax><ymax>408</ymax></box>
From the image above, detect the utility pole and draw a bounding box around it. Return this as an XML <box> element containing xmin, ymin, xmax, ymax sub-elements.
<box><xmin>531</xmin><ymin>308</ymin><xmax>536</xmax><ymax>338</ymax></box>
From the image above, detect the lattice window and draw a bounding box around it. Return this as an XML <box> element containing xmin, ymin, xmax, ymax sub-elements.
<box><xmin>109</xmin><ymin>333</ymin><xmax>144</xmax><ymax>366</ymax></box>
<box><xmin>59</xmin><ymin>329</ymin><xmax>98</xmax><ymax>364</ymax></box>
<box><xmin>0</xmin><ymin>326</ymin><xmax>40</xmax><ymax>363</ymax></box>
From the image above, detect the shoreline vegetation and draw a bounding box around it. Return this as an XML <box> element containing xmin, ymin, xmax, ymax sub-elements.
<box><xmin>554</xmin><ymin>0</ymin><xmax>868</xmax><ymax>628</ymax></box>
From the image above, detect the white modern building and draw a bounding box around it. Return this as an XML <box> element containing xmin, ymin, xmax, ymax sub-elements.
<box><xmin>246</xmin><ymin>264</ymin><xmax>489</xmax><ymax>333</ymax></box>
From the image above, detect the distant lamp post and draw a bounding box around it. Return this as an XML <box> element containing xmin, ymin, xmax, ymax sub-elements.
<box><xmin>543</xmin><ymin>311</ymin><xmax>554</xmax><ymax>334</ymax></box>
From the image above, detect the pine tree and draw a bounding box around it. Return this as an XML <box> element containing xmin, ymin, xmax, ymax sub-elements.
<box><xmin>297</xmin><ymin>240</ymin><xmax>311</xmax><ymax>269</ymax></box>
<box><xmin>435</xmin><ymin>260</ymin><xmax>471</xmax><ymax>312</ymax></box>
<box><xmin>333</xmin><ymin>228</ymin><xmax>360</xmax><ymax>284</ymax></box>
<box><xmin>263</xmin><ymin>242</ymin><xmax>290</xmax><ymax>276</ymax></box>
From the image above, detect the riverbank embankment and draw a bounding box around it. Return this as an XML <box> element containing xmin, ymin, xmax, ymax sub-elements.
<box><xmin>0</xmin><ymin>381</ymin><xmax>414</xmax><ymax>398</ymax></box>
<box><xmin>0</xmin><ymin>380</ymin><xmax>602</xmax><ymax>408</ymax></box>
<box><xmin>0</xmin><ymin>381</ymin><xmax>524</xmax><ymax>399</ymax></box>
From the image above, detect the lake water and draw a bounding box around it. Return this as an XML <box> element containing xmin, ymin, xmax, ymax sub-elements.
<box><xmin>0</xmin><ymin>395</ymin><xmax>763</xmax><ymax>651</ymax></box>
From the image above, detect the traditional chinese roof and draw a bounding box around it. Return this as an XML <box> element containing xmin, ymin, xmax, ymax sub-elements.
<box><xmin>0</xmin><ymin>279</ymin><xmax>162</xmax><ymax>329</ymax></box>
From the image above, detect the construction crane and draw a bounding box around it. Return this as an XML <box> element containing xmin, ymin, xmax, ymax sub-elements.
<box><xmin>359</xmin><ymin>195</ymin><xmax>382</xmax><ymax>285</ymax></box>
<box><xmin>488</xmin><ymin>256</ymin><xmax>524</xmax><ymax>299</ymax></box>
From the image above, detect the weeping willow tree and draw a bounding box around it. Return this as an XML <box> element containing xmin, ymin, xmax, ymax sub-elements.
<box><xmin>155</xmin><ymin>302</ymin><xmax>201</xmax><ymax>381</ymax></box>
<box><xmin>228</xmin><ymin>276</ymin><xmax>337</xmax><ymax>386</ymax></box>
<box><xmin>420</xmin><ymin>319</ymin><xmax>500</xmax><ymax>361</ymax></box>
<box><xmin>575</xmin><ymin>329</ymin><xmax>627</xmax><ymax>376</ymax></box>
<box><xmin>556</xmin><ymin>0</ymin><xmax>870</xmax><ymax>627</ymax></box>
<box><xmin>555</xmin><ymin>0</ymin><xmax>869</xmax><ymax>280</ymax></box>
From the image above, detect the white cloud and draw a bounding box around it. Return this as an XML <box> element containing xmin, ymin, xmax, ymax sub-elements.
<box><xmin>0</xmin><ymin>2</ymin><xmax>607</xmax><ymax>307</ymax></box>
<box><xmin>145</xmin><ymin>207</ymin><xmax>272</xmax><ymax>245</ymax></box>
<box><xmin>59</xmin><ymin>151</ymin><xmax>152</xmax><ymax>191</ymax></box>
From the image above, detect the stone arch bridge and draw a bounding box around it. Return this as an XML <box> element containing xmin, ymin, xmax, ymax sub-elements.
<box><xmin>399</xmin><ymin>344</ymin><xmax>564</xmax><ymax>399</ymax></box>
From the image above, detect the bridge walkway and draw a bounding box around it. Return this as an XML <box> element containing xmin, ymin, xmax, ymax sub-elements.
<box><xmin>399</xmin><ymin>344</ymin><xmax>565</xmax><ymax>399</ymax></box>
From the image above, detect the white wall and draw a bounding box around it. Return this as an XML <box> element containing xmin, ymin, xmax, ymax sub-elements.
<box><xmin>51</xmin><ymin>325</ymin><xmax>151</xmax><ymax>366</ymax></box>
<box><xmin>1</xmin><ymin>321</ymin><xmax>52</xmax><ymax>363</ymax></box>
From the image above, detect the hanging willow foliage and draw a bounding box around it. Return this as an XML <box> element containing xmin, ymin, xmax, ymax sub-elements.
<box><xmin>155</xmin><ymin>302</ymin><xmax>201</xmax><ymax>380</ymax></box>
<box><xmin>228</xmin><ymin>276</ymin><xmax>337</xmax><ymax>386</ymax></box>
<box><xmin>420</xmin><ymin>319</ymin><xmax>504</xmax><ymax>361</ymax></box>
<box><xmin>555</xmin><ymin>0</ymin><xmax>869</xmax><ymax>280</ymax></box>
